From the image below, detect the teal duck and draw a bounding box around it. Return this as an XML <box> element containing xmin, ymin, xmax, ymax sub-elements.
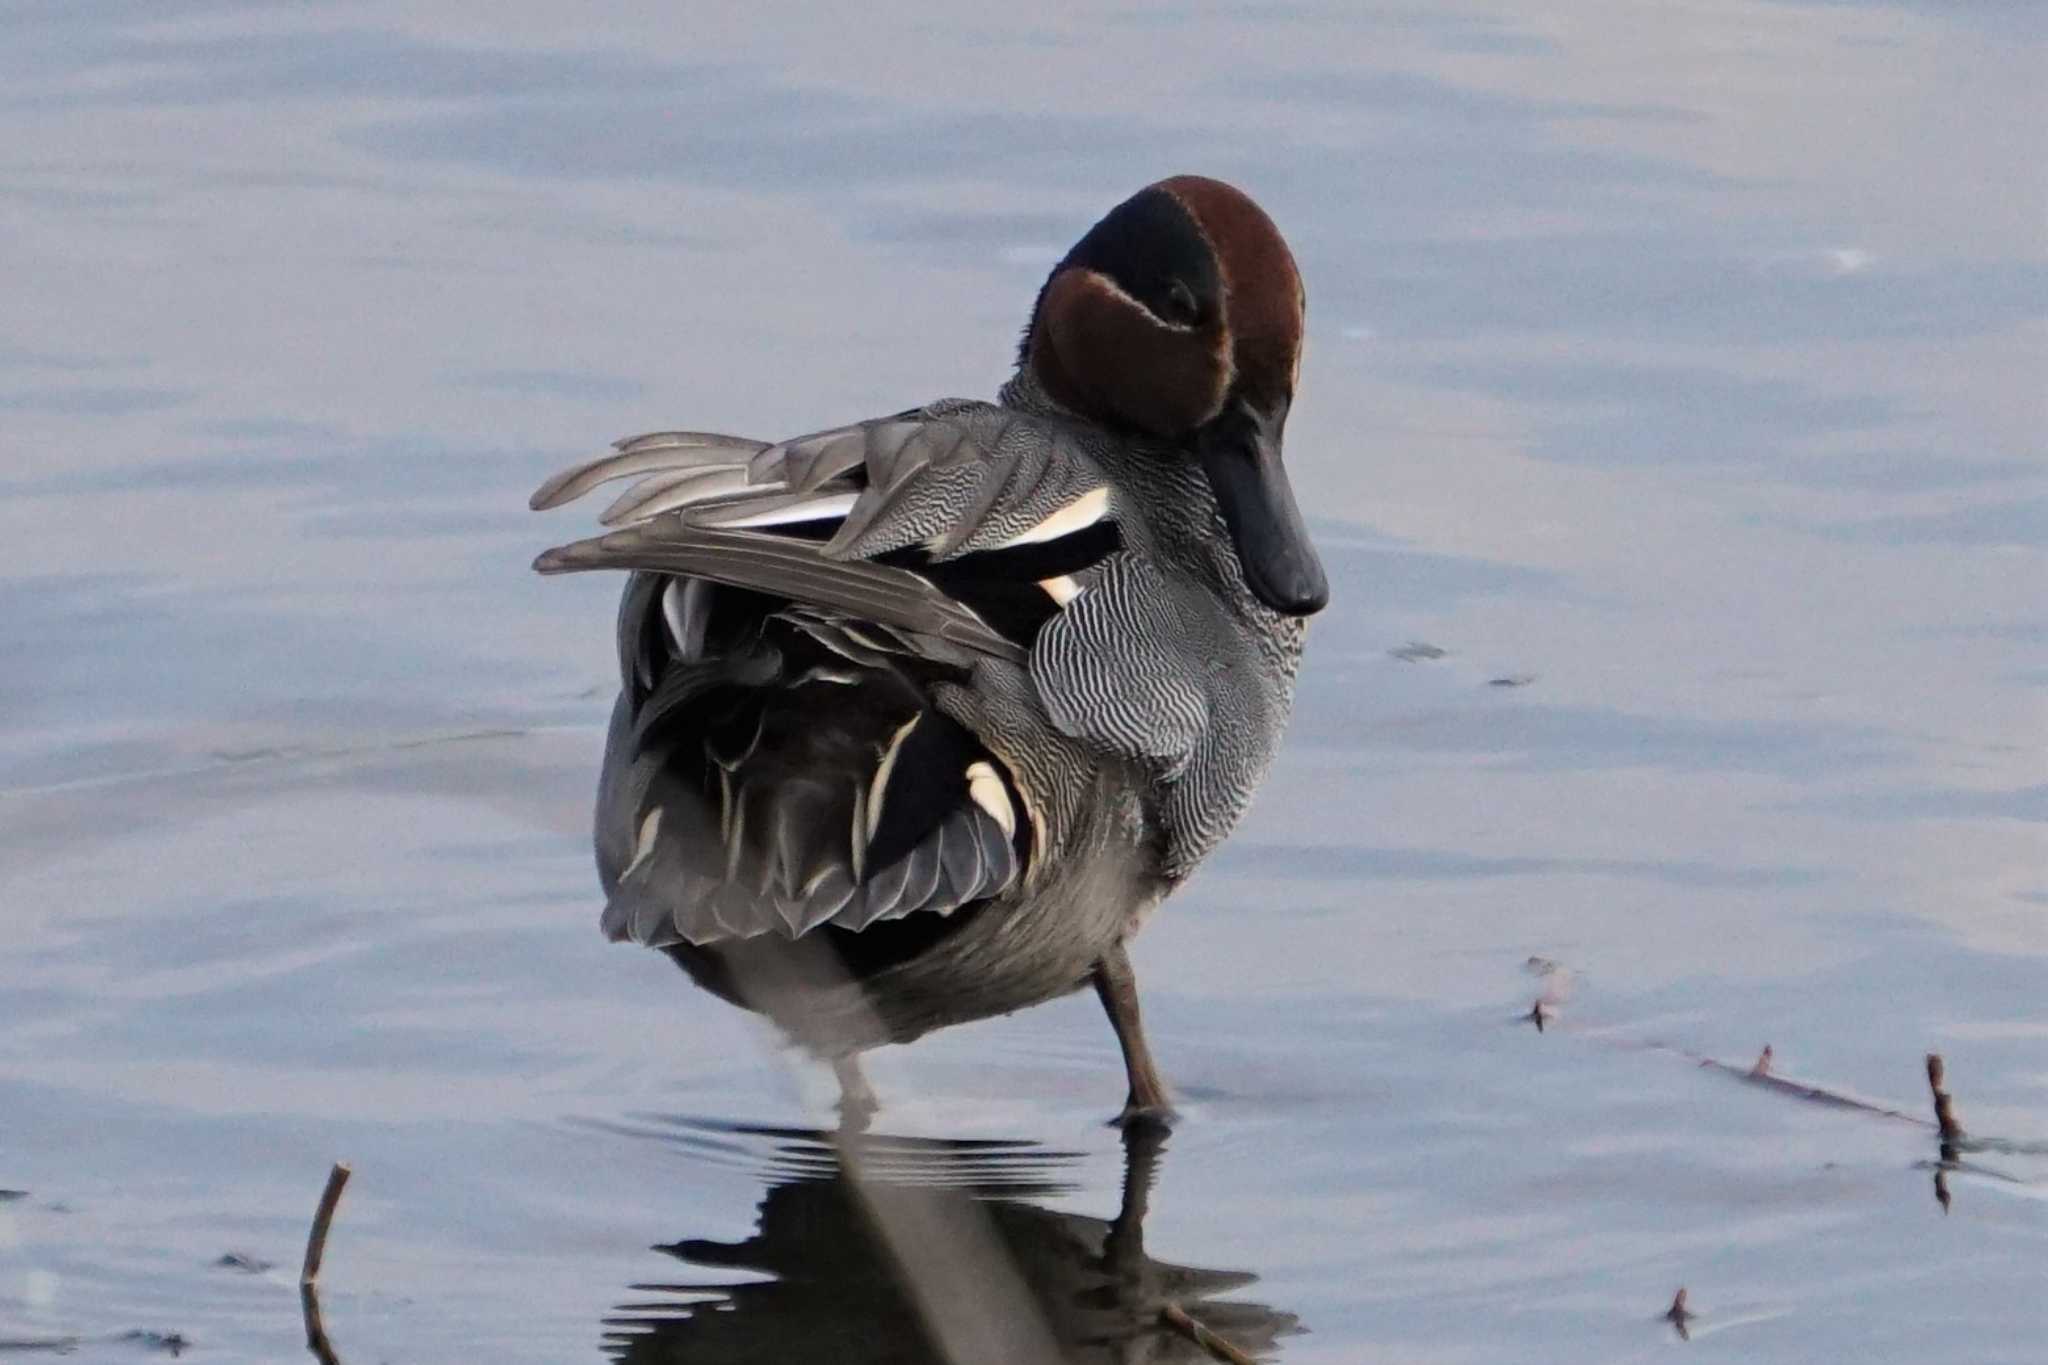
<box><xmin>531</xmin><ymin>175</ymin><xmax>1326</xmax><ymax>1123</ymax></box>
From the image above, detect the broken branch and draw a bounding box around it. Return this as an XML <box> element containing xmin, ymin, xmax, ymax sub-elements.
<box><xmin>301</xmin><ymin>1162</ymin><xmax>351</xmax><ymax>1286</ymax></box>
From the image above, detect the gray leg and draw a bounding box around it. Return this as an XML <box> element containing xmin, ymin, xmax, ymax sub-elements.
<box><xmin>833</xmin><ymin>1054</ymin><xmax>877</xmax><ymax>1132</ymax></box>
<box><xmin>1092</xmin><ymin>943</ymin><xmax>1174</xmax><ymax>1128</ymax></box>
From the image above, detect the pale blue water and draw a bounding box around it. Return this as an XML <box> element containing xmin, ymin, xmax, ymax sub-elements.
<box><xmin>1</xmin><ymin>3</ymin><xmax>2042</xmax><ymax>1361</ymax></box>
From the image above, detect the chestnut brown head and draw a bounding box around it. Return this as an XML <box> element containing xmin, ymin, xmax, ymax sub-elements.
<box><xmin>1021</xmin><ymin>176</ymin><xmax>1327</xmax><ymax>616</ymax></box>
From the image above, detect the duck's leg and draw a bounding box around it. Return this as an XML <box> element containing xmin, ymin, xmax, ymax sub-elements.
<box><xmin>1092</xmin><ymin>943</ymin><xmax>1175</xmax><ymax>1128</ymax></box>
<box><xmin>833</xmin><ymin>1054</ymin><xmax>877</xmax><ymax>1133</ymax></box>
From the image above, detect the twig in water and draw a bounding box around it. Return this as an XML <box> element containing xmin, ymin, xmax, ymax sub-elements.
<box><xmin>301</xmin><ymin>1163</ymin><xmax>351</xmax><ymax>1285</ymax></box>
<box><xmin>300</xmin><ymin>1163</ymin><xmax>350</xmax><ymax>1365</ymax></box>
<box><xmin>1687</xmin><ymin>1048</ymin><xmax>1921</xmax><ymax>1124</ymax></box>
<box><xmin>1540</xmin><ymin>1006</ymin><xmax>2045</xmax><ymax>1210</ymax></box>
<box><xmin>1927</xmin><ymin>1053</ymin><xmax>1964</xmax><ymax>1215</ymax></box>
<box><xmin>1665</xmin><ymin>1287</ymin><xmax>1694</xmax><ymax>1341</ymax></box>
<box><xmin>301</xmin><ymin>1283</ymin><xmax>341</xmax><ymax>1365</ymax></box>
<box><xmin>1528</xmin><ymin>998</ymin><xmax>1547</xmax><ymax>1032</ymax></box>
<box><xmin>1161</xmin><ymin>1301</ymin><xmax>1260</xmax><ymax>1364</ymax></box>
<box><xmin>1926</xmin><ymin>1054</ymin><xmax>1965</xmax><ymax>1141</ymax></box>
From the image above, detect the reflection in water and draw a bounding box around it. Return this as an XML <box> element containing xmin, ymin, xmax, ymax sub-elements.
<box><xmin>600</xmin><ymin>1122</ymin><xmax>1299</xmax><ymax>1363</ymax></box>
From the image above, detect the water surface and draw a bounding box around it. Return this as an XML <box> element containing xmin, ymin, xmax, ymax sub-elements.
<box><xmin>2</xmin><ymin>2</ymin><xmax>2043</xmax><ymax>1360</ymax></box>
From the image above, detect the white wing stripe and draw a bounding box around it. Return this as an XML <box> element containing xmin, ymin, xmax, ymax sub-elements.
<box><xmin>964</xmin><ymin>761</ymin><xmax>1016</xmax><ymax>837</ymax></box>
<box><xmin>691</xmin><ymin>491</ymin><xmax>860</xmax><ymax>530</ymax></box>
<box><xmin>997</xmin><ymin>487</ymin><xmax>1110</xmax><ymax>547</ymax></box>
<box><xmin>1039</xmin><ymin>575</ymin><xmax>1082</xmax><ymax>606</ymax></box>
<box><xmin>866</xmin><ymin>714</ymin><xmax>921</xmax><ymax>845</ymax></box>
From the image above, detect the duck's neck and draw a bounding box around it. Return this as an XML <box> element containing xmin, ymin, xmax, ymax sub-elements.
<box><xmin>996</xmin><ymin>367</ymin><xmax>1074</xmax><ymax>423</ymax></box>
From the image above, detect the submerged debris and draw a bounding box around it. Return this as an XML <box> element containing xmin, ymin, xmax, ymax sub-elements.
<box><xmin>1487</xmin><ymin>673</ymin><xmax>1536</xmax><ymax>688</ymax></box>
<box><xmin>1522</xmin><ymin>955</ymin><xmax>1576</xmax><ymax>1029</ymax></box>
<box><xmin>213</xmin><ymin>1251</ymin><xmax>274</xmax><ymax>1274</ymax></box>
<box><xmin>115</xmin><ymin>1330</ymin><xmax>191</xmax><ymax>1356</ymax></box>
<box><xmin>1691</xmin><ymin>1046</ymin><xmax>1922</xmax><ymax>1122</ymax></box>
<box><xmin>1665</xmin><ymin>1287</ymin><xmax>1695</xmax><ymax>1341</ymax></box>
<box><xmin>1390</xmin><ymin>641</ymin><xmax>1447</xmax><ymax>662</ymax></box>
<box><xmin>1926</xmin><ymin>1053</ymin><xmax>1965</xmax><ymax>1141</ymax></box>
<box><xmin>0</xmin><ymin>1336</ymin><xmax>82</xmax><ymax>1354</ymax></box>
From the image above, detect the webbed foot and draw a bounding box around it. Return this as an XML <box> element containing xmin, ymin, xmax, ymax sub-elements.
<box><xmin>1110</xmin><ymin>1098</ymin><xmax>1177</xmax><ymax>1132</ymax></box>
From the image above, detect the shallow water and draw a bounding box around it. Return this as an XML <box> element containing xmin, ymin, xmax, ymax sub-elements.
<box><xmin>2</xmin><ymin>2</ymin><xmax>2043</xmax><ymax>1361</ymax></box>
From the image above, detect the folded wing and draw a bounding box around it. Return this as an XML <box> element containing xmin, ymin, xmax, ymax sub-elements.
<box><xmin>534</xmin><ymin>401</ymin><xmax>1137</xmax><ymax>948</ymax></box>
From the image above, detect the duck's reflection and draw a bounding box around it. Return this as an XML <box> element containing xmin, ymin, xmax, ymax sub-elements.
<box><xmin>601</xmin><ymin>1122</ymin><xmax>1299</xmax><ymax>1363</ymax></box>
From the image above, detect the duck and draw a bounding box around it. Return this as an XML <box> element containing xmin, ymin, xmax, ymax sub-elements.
<box><xmin>530</xmin><ymin>175</ymin><xmax>1326</xmax><ymax>1126</ymax></box>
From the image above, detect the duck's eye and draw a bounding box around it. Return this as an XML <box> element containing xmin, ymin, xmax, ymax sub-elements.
<box><xmin>1161</xmin><ymin>279</ymin><xmax>1201</xmax><ymax>326</ymax></box>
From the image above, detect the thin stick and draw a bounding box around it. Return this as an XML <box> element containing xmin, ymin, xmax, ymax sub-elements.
<box><xmin>1665</xmin><ymin>1287</ymin><xmax>1694</xmax><ymax>1341</ymax></box>
<box><xmin>301</xmin><ymin>1162</ymin><xmax>351</xmax><ymax>1286</ymax></box>
<box><xmin>1926</xmin><ymin>1053</ymin><xmax>1965</xmax><ymax>1141</ymax></box>
<box><xmin>301</xmin><ymin>1282</ymin><xmax>342</xmax><ymax>1365</ymax></box>
<box><xmin>1161</xmin><ymin>1302</ymin><xmax>1259</xmax><ymax>1365</ymax></box>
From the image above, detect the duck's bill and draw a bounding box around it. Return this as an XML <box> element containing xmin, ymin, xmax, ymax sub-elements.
<box><xmin>1197</xmin><ymin>402</ymin><xmax>1330</xmax><ymax>617</ymax></box>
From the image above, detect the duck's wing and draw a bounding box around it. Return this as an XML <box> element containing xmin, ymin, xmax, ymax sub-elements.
<box><xmin>530</xmin><ymin>400</ymin><xmax>1125</xmax><ymax>664</ymax></box>
<box><xmin>534</xmin><ymin>403</ymin><xmax>1140</xmax><ymax>948</ymax></box>
<box><xmin>534</xmin><ymin>401</ymin><xmax>1225</xmax><ymax>786</ymax></box>
<box><xmin>591</xmin><ymin>584</ymin><xmax>1030</xmax><ymax>949</ymax></box>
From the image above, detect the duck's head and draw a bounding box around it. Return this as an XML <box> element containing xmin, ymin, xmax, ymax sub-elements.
<box><xmin>1020</xmin><ymin>175</ymin><xmax>1328</xmax><ymax>617</ymax></box>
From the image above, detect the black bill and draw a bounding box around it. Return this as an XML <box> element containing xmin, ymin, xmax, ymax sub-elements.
<box><xmin>1196</xmin><ymin>400</ymin><xmax>1330</xmax><ymax>617</ymax></box>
